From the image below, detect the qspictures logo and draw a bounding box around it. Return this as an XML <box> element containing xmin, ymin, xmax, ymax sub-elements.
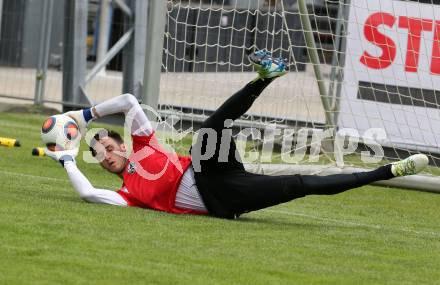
<box><xmin>81</xmin><ymin>104</ymin><xmax>388</xmax><ymax>181</ymax></box>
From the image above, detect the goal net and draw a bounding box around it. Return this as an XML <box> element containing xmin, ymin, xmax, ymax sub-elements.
<box><xmin>156</xmin><ymin>0</ymin><xmax>440</xmax><ymax>191</ymax></box>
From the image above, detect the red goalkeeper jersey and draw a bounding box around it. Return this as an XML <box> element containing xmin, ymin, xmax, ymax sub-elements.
<box><xmin>117</xmin><ymin>134</ymin><xmax>203</xmax><ymax>214</ymax></box>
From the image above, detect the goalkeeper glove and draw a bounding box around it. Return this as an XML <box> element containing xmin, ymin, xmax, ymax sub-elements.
<box><xmin>45</xmin><ymin>147</ymin><xmax>79</xmax><ymax>167</ymax></box>
<box><xmin>64</xmin><ymin>108</ymin><xmax>95</xmax><ymax>138</ymax></box>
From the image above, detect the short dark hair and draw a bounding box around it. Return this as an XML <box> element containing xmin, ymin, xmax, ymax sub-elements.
<box><xmin>89</xmin><ymin>129</ymin><xmax>124</xmax><ymax>157</ymax></box>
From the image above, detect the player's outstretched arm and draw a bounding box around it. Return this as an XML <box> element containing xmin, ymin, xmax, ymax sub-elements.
<box><xmin>65</xmin><ymin>94</ymin><xmax>153</xmax><ymax>137</ymax></box>
<box><xmin>64</xmin><ymin>161</ymin><xmax>127</xmax><ymax>206</ymax></box>
<box><xmin>45</xmin><ymin>148</ymin><xmax>127</xmax><ymax>206</ymax></box>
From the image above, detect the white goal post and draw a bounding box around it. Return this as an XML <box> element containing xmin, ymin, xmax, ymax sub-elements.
<box><xmin>150</xmin><ymin>0</ymin><xmax>440</xmax><ymax>193</ymax></box>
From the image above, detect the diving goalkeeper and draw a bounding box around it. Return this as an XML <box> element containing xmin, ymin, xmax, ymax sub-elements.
<box><xmin>45</xmin><ymin>51</ymin><xmax>429</xmax><ymax>219</ymax></box>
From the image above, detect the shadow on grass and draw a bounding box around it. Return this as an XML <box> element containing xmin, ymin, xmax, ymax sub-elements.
<box><xmin>230</xmin><ymin>215</ymin><xmax>336</xmax><ymax>229</ymax></box>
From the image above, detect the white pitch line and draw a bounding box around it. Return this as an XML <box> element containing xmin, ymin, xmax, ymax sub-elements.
<box><xmin>0</xmin><ymin>169</ymin><xmax>117</xmax><ymax>189</ymax></box>
<box><xmin>264</xmin><ymin>209</ymin><xmax>440</xmax><ymax>238</ymax></box>
<box><xmin>0</xmin><ymin>169</ymin><xmax>66</xmax><ymax>182</ymax></box>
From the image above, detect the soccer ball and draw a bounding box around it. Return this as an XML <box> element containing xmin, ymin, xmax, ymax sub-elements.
<box><xmin>41</xmin><ymin>114</ymin><xmax>80</xmax><ymax>151</ymax></box>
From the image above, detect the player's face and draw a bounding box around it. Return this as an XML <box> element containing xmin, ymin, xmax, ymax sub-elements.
<box><xmin>95</xmin><ymin>137</ymin><xmax>127</xmax><ymax>174</ymax></box>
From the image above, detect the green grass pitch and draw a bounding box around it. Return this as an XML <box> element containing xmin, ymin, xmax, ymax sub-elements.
<box><xmin>0</xmin><ymin>111</ymin><xmax>439</xmax><ymax>284</ymax></box>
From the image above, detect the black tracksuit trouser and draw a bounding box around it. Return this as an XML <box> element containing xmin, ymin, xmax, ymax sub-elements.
<box><xmin>191</xmin><ymin>78</ymin><xmax>394</xmax><ymax>219</ymax></box>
